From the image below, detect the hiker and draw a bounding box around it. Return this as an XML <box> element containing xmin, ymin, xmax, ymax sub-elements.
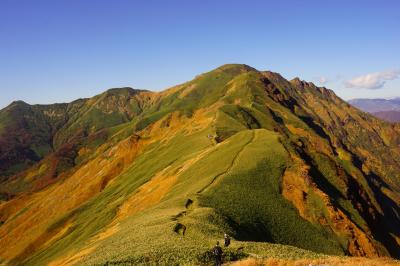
<box><xmin>213</xmin><ymin>241</ymin><xmax>223</xmax><ymax>266</ymax></box>
<box><xmin>224</xmin><ymin>233</ymin><xmax>231</xmax><ymax>247</ymax></box>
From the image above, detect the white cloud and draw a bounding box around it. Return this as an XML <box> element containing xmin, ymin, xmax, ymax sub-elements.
<box><xmin>344</xmin><ymin>69</ymin><xmax>400</xmax><ymax>90</ymax></box>
<box><xmin>318</xmin><ymin>76</ymin><xmax>329</xmax><ymax>85</ymax></box>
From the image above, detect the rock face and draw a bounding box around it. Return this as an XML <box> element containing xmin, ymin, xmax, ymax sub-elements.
<box><xmin>1</xmin><ymin>64</ymin><xmax>400</xmax><ymax>265</ymax></box>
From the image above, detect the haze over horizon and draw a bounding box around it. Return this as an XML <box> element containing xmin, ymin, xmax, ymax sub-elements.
<box><xmin>1</xmin><ymin>0</ymin><xmax>399</xmax><ymax>108</ymax></box>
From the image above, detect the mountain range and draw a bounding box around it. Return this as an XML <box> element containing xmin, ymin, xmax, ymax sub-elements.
<box><xmin>348</xmin><ymin>98</ymin><xmax>400</xmax><ymax>123</ymax></box>
<box><xmin>1</xmin><ymin>64</ymin><xmax>400</xmax><ymax>265</ymax></box>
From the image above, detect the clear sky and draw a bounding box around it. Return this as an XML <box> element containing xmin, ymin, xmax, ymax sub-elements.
<box><xmin>1</xmin><ymin>0</ymin><xmax>399</xmax><ymax>109</ymax></box>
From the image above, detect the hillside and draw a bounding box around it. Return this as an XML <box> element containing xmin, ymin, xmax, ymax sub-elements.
<box><xmin>1</xmin><ymin>64</ymin><xmax>400</xmax><ymax>265</ymax></box>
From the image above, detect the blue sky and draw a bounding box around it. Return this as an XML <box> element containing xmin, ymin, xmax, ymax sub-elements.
<box><xmin>0</xmin><ymin>0</ymin><xmax>399</xmax><ymax>108</ymax></box>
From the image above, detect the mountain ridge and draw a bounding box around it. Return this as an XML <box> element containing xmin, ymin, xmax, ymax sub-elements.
<box><xmin>373</xmin><ymin>111</ymin><xmax>400</xmax><ymax>123</ymax></box>
<box><xmin>1</xmin><ymin>64</ymin><xmax>400</xmax><ymax>265</ymax></box>
<box><xmin>349</xmin><ymin>98</ymin><xmax>400</xmax><ymax>113</ymax></box>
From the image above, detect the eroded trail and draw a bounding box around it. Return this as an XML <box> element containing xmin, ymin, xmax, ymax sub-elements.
<box><xmin>197</xmin><ymin>130</ymin><xmax>256</xmax><ymax>194</ymax></box>
<box><xmin>174</xmin><ymin>130</ymin><xmax>257</xmax><ymax>236</ymax></box>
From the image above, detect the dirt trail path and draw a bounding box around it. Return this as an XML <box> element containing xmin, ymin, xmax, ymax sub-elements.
<box><xmin>197</xmin><ymin>130</ymin><xmax>256</xmax><ymax>194</ymax></box>
<box><xmin>174</xmin><ymin>130</ymin><xmax>257</xmax><ymax>236</ymax></box>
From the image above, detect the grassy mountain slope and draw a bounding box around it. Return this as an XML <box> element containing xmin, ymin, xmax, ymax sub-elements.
<box><xmin>1</xmin><ymin>64</ymin><xmax>400</xmax><ymax>265</ymax></box>
<box><xmin>0</xmin><ymin>87</ymin><xmax>153</xmax><ymax>176</ymax></box>
<box><xmin>0</xmin><ymin>100</ymin><xmax>72</xmax><ymax>178</ymax></box>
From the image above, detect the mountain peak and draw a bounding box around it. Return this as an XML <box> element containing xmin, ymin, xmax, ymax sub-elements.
<box><xmin>2</xmin><ymin>100</ymin><xmax>31</xmax><ymax>111</ymax></box>
<box><xmin>103</xmin><ymin>87</ymin><xmax>145</xmax><ymax>96</ymax></box>
<box><xmin>290</xmin><ymin>77</ymin><xmax>310</xmax><ymax>86</ymax></box>
<box><xmin>289</xmin><ymin>77</ymin><xmax>320</xmax><ymax>93</ymax></box>
<box><xmin>9</xmin><ymin>100</ymin><xmax>29</xmax><ymax>107</ymax></box>
<box><xmin>215</xmin><ymin>63</ymin><xmax>257</xmax><ymax>74</ymax></box>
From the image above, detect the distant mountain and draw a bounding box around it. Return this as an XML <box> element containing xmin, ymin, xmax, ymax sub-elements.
<box><xmin>373</xmin><ymin>110</ymin><xmax>400</xmax><ymax>123</ymax></box>
<box><xmin>348</xmin><ymin>98</ymin><xmax>400</xmax><ymax>123</ymax></box>
<box><xmin>1</xmin><ymin>64</ymin><xmax>400</xmax><ymax>265</ymax></box>
<box><xmin>348</xmin><ymin>98</ymin><xmax>400</xmax><ymax>113</ymax></box>
<box><xmin>0</xmin><ymin>88</ymin><xmax>151</xmax><ymax>180</ymax></box>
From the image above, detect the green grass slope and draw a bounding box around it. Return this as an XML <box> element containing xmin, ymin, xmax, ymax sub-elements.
<box><xmin>29</xmin><ymin>130</ymin><xmax>333</xmax><ymax>265</ymax></box>
<box><xmin>200</xmin><ymin>130</ymin><xmax>342</xmax><ymax>254</ymax></box>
